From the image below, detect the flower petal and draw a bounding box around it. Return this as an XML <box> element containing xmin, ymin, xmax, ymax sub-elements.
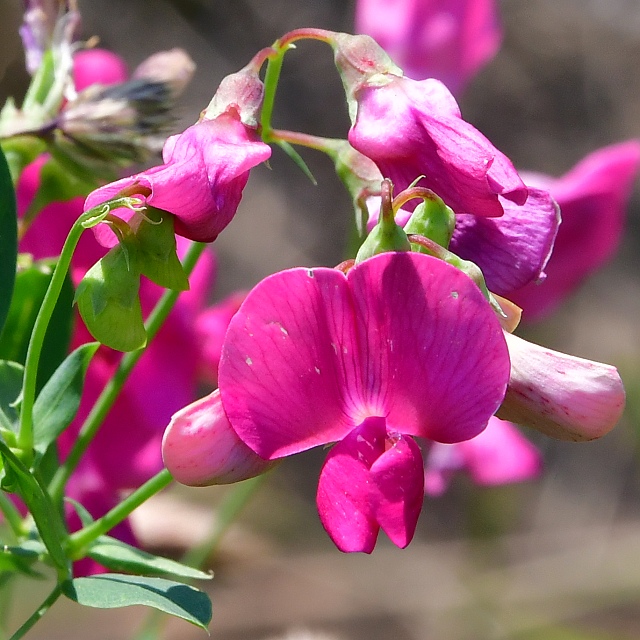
<box><xmin>316</xmin><ymin>417</ymin><xmax>386</xmax><ymax>553</ymax></box>
<box><xmin>497</xmin><ymin>332</ymin><xmax>625</xmax><ymax>441</ymax></box>
<box><xmin>370</xmin><ymin>433</ymin><xmax>424</xmax><ymax>548</ymax></box>
<box><xmin>450</xmin><ymin>188</ymin><xmax>560</xmax><ymax>295</ymax></box>
<box><xmin>162</xmin><ymin>389</ymin><xmax>275</xmax><ymax>486</ymax></box>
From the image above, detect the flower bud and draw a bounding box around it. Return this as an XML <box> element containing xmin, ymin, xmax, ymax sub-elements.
<box><xmin>497</xmin><ymin>332</ymin><xmax>625</xmax><ymax>441</ymax></box>
<box><xmin>162</xmin><ymin>389</ymin><xmax>276</xmax><ymax>486</ymax></box>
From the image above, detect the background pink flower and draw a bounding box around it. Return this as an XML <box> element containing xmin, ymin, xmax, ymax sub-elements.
<box><xmin>355</xmin><ymin>0</ymin><xmax>502</xmax><ymax>94</ymax></box>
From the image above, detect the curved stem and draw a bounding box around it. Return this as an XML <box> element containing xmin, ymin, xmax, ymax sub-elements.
<box><xmin>270</xmin><ymin>129</ymin><xmax>343</xmax><ymax>156</ymax></box>
<box><xmin>48</xmin><ymin>241</ymin><xmax>207</xmax><ymax>503</ymax></box>
<box><xmin>392</xmin><ymin>186</ymin><xmax>439</xmax><ymax>212</ymax></box>
<box><xmin>9</xmin><ymin>583</ymin><xmax>62</xmax><ymax>640</ymax></box>
<box><xmin>67</xmin><ymin>469</ymin><xmax>173</xmax><ymax>555</ymax></box>
<box><xmin>17</xmin><ymin>218</ymin><xmax>85</xmax><ymax>458</ymax></box>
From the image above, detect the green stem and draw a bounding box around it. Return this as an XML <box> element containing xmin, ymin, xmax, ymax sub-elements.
<box><xmin>0</xmin><ymin>493</ymin><xmax>24</xmax><ymax>538</ymax></box>
<box><xmin>67</xmin><ymin>469</ymin><xmax>173</xmax><ymax>555</ymax></box>
<box><xmin>9</xmin><ymin>583</ymin><xmax>62</xmax><ymax>640</ymax></box>
<box><xmin>49</xmin><ymin>241</ymin><xmax>207</xmax><ymax>503</ymax></box>
<box><xmin>17</xmin><ymin>217</ymin><xmax>85</xmax><ymax>458</ymax></box>
<box><xmin>260</xmin><ymin>47</ymin><xmax>286</xmax><ymax>142</ymax></box>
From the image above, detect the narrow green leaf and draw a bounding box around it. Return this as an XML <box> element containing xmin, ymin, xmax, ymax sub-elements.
<box><xmin>276</xmin><ymin>140</ymin><xmax>317</xmax><ymax>185</ymax></box>
<box><xmin>0</xmin><ymin>438</ymin><xmax>69</xmax><ymax>576</ymax></box>
<box><xmin>87</xmin><ymin>536</ymin><xmax>213</xmax><ymax>581</ymax></box>
<box><xmin>64</xmin><ymin>574</ymin><xmax>212</xmax><ymax>630</ymax></box>
<box><xmin>32</xmin><ymin>342</ymin><xmax>100</xmax><ymax>463</ymax></box>
<box><xmin>0</xmin><ymin>144</ymin><xmax>17</xmax><ymax>337</ymax></box>
<box><xmin>0</xmin><ymin>360</ymin><xmax>24</xmax><ymax>434</ymax></box>
<box><xmin>0</xmin><ymin>542</ymin><xmax>43</xmax><ymax>577</ymax></box>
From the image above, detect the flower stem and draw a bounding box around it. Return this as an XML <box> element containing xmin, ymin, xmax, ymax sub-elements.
<box><xmin>48</xmin><ymin>241</ymin><xmax>207</xmax><ymax>503</ymax></box>
<box><xmin>8</xmin><ymin>583</ymin><xmax>62</xmax><ymax>640</ymax></box>
<box><xmin>67</xmin><ymin>469</ymin><xmax>173</xmax><ymax>555</ymax></box>
<box><xmin>17</xmin><ymin>217</ymin><xmax>85</xmax><ymax>459</ymax></box>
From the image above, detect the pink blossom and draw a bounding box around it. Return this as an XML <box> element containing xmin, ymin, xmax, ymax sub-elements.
<box><xmin>497</xmin><ymin>332</ymin><xmax>625</xmax><ymax>442</ymax></box>
<box><xmin>85</xmin><ymin>111</ymin><xmax>271</xmax><ymax>247</ymax></box>
<box><xmin>348</xmin><ymin>74</ymin><xmax>527</xmax><ymax>217</ymax></box>
<box><xmin>509</xmin><ymin>141</ymin><xmax>640</xmax><ymax>320</ymax></box>
<box><xmin>355</xmin><ymin>0</ymin><xmax>502</xmax><ymax>94</ymax></box>
<box><xmin>217</xmin><ymin>252</ymin><xmax>511</xmax><ymax>551</ymax></box>
<box><xmin>72</xmin><ymin>49</ymin><xmax>129</xmax><ymax>91</ymax></box>
<box><xmin>424</xmin><ymin>416</ymin><xmax>542</xmax><ymax>496</ymax></box>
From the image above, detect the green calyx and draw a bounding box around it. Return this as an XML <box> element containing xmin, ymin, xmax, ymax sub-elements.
<box><xmin>402</xmin><ymin>189</ymin><xmax>456</xmax><ymax>251</ymax></box>
<box><xmin>355</xmin><ymin>179</ymin><xmax>410</xmax><ymax>264</ymax></box>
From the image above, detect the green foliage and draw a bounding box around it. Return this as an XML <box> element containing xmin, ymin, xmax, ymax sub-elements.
<box><xmin>0</xmin><ymin>257</ymin><xmax>74</xmax><ymax>391</ymax></box>
<box><xmin>63</xmin><ymin>574</ymin><xmax>212</xmax><ymax>630</ymax></box>
<box><xmin>32</xmin><ymin>342</ymin><xmax>100</xmax><ymax>465</ymax></box>
<box><xmin>0</xmin><ymin>145</ymin><xmax>17</xmax><ymax>338</ymax></box>
<box><xmin>404</xmin><ymin>191</ymin><xmax>456</xmax><ymax>250</ymax></box>
<box><xmin>87</xmin><ymin>536</ymin><xmax>213</xmax><ymax>581</ymax></box>
<box><xmin>0</xmin><ymin>360</ymin><xmax>24</xmax><ymax>437</ymax></box>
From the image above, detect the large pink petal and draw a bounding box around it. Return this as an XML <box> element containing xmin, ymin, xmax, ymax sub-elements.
<box><xmin>348</xmin><ymin>252</ymin><xmax>510</xmax><ymax>443</ymax></box>
<box><xmin>219</xmin><ymin>267</ymin><xmax>358</xmax><ymax>459</ymax></box>
<box><xmin>370</xmin><ymin>433</ymin><xmax>424</xmax><ymax>548</ymax></box>
<box><xmin>316</xmin><ymin>417</ymin><xmax>386</xmax><ymax>553</ymax></box>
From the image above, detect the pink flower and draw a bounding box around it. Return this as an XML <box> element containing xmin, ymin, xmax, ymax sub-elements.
<box><xmin>509</xmin><ymin>141</ymin><xmax>640</xmax><ymax>320</ymax></box>
<box><xmin>215</xmin><ymin>252</ymin><xmax>511</xmax><ymax>551</ymax></box>
<box><xmin>85</xmin><ymin>112</ymin><xmax>272</xmax><ymax>246</ymax></box>
<box><xmin>348</xmin><ymin>74</ymin><xmax>527</xmax><ymax>217</ymax></box>
<box><xmin>424</xmin><ymin>416</ymin><xmax>542</xmax><ymax>496</ymax></box>
<box><xmin>72</xmin><ymin>49</ymin><xmax>129</xmax><ymax>91</ymax></box>
<box><xmin>355</xmin><ymin>0</ymin><xmax>502</xmax><ymax>94</ymax></box>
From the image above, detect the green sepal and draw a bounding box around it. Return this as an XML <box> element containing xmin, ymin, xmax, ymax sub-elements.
<box><xmin>75</xmin><ymin>245</ymin><xmax>147</xmax><ymax>352</ymax></box>
<box><xmin>0</xmin><ymin>437</ymin><xmax>70</xmax><ymax>578</ymax></box>
<box><xmin>0</xmin><ymin>256</ymin><xmax>75</xmax><ymax>392</ymax></box>
<box><xmin>0</xmin><ymin>144</ymin><xmax>17</xmax><ymax>337</ymax></box>
<box><xmin>32</xmin><ymin>342</ymin><xmax>100</xmax><ymax>465</ymax></box>
<box><xmin>86</xmin><ymin>536</ymin><xmax>213</xmax><ymax>581</ymax></box>
<box><xmin>63</xmin><ymin>574</ymin><xmax>212</xmax><ymax>630</ymax></box>
<box><xmin>403</xmin><ymin>191</ymin><xmax>455</xmax><ymax>250</ymax></box>
<box><xmin>355</xmin><ymin>199</ymin><xmax>410</xmax><ymax>264</ymax></box>
<box><xmin>131</xmin><ymin>208</ymin><xmax>189</xmax><ymax>291</ymax></box>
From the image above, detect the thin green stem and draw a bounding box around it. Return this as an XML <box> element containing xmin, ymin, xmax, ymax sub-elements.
<box><xmin>0</xmin><ymin>493</ymin><xmax>24</xmax><ymax>538</ymax></box>
<box><xmin>9</xmin><ymin>583</ymin><xmax>62</xmax><ymax>640</ymax></box>
<box><xmin>49</xmin><ymin>241</ymin><xmax>207</xmax><ymax>503</ymax></box>
<box><xmin>260</xmin><ymin>47</ymin><xmax>286</xmax><ymax>141</ymax></box>
<box><xmin>18</xmin><ymin>218</ymin><xmax>85</xmax><ymax>458</ymax></box>
<box><xmin>67</xmin><ymin>469</ymin><xmax>173</xmax><ymax>555</ymax></box>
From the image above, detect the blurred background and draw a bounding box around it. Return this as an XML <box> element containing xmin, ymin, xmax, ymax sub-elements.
<box><xmin>3</xmin><ymin>0</ymin><xmax>640</xmax><ymax>638</ymax></box>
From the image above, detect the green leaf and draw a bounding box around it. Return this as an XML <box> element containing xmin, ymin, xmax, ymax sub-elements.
<box><xmin>65</xmin><ymin>497</ymin><xmax>95</xmax><ymax>527</ymax></box>
<box><xmin>0</xmin><ymin>360</ymin><xmax>24</xmax><ymax>435</ymax></box>
<box><xmin>87</xmin><ymin>536</ymin><xmax>213</xmax><ymax>581</ymax></box>
<box><xmin>0</xmin><ymin>541</ymin><xmax>44</xmax><ymax>577</ymax></box>
<box><xmin>131</xmin><ymin>208</ymin><xmax>189</xmax><ymax>291</ymax></box>
<box><xmin>0</xmin><ymin>144</ymin><xmax>17</xmax><ymax>337</ymax></box>
<box><xmin>0</xmin><ymin>438</ymin><xmax>69</xmax><ymax>577</ymax></box>
<box><xmin>64</xmin><ymin>574</ymin><xmax>212</xmax><ymax>630</ymax></box>
<box><xmin>0</xmin><ymin>257</ymin><xmax>74</xmax><ymax>392</ymax></box>
<box><xmin>75</xmin><ymin>246</ymin><xmax>147</xmax><ymax>352</ymax></box>
<box><xmin>32</xmin><ymin>342</ymin><xmax>100</xmax><ymax>464</ymax></box>
<box><xmin>276</xmin><ymin>139</ymin><xmax>317</xmax><ymax>185</ymax></box>
<box><xmin>0</xmin><ymin>135</ymin><xmax>46</xmax><ymax>185</ymax></box>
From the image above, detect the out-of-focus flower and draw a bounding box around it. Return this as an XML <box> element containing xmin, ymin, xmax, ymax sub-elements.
<box><xmin>424</xmin><ymin>416</ymin><xmax>542</xmax><ymax>496</ymax></box>
<box><xmin>212</xmin><ymin>252</ymin><xmax>511</xmax><ymax>552</ymax></box>
<box><xmin>509</xmin><ymin>141</ymin><xmax>640</xmax><ymax>320</ymax></box>
<box><xmin>355</xmin><ymin>0</ymin><xmax>502</xmax><ymax>94</ymax></box>
<box><xmin>329</xmin><ymin>32</ymin><xmax>526</xmax><ymax>217</ymax></box>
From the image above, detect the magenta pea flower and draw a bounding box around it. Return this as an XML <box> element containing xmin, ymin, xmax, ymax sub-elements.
<box><xmin>424</xmin><ymin>416</ymin><xmax>542</xmax><ymax>496</ymax></box>
<box><xmin>85</xmin><ymin>111</ymin><xmax>272</xmax><ymax>246</ymax></box>
<box><xmin>509</xmin><ymin>141</ymin><xmax>640</xmax><ymax>320</ymax></box>
<box><xmin>215</xmin><ymin>252</ymin><xmax>511</xmax><ymax>552</ymax></box>
<box><xmin>355</xmin><ymin>0</ymin><xmax>502</xmax><ymax>94</ymax></box>
<box><xmin>348</xmin><ymin>74</ymin><xmax>527</xmax><ymax>217</ymax></box>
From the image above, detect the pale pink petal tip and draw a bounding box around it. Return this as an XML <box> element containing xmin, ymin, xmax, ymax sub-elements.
<box><xmin>162</xmin><ymin>389</ymin><xmax>275</xmax><ymax>486</ymax></box>
<box><xmin>498</xmin><ymin>333</ymin><xmax>625</xmax><ymax>441</ymax></box>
